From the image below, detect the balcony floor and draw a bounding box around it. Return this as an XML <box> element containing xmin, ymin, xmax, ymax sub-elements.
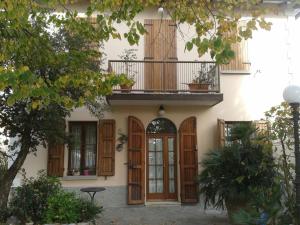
<box><xmin>107</xmin><ymin>92</ymin><xmax>223</xmax><ymax>106</ymax></box>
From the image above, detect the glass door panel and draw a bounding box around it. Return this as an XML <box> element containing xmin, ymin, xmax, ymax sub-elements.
<box><xmin>148</xmin><ymin>138</ymin><xmax>164</xmax><ymax>194</ymax></box>
<box><xmin>168</xmin><ymin>137</ymin><xmax>176</xmax><ymax>194</ymax></box>
<box><xmin>147</xmin><ymin>135</ymin><xmax>177</xmax><ymax>200</ymax></box>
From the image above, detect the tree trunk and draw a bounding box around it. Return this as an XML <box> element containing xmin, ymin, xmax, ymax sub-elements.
<box><xmin>0</xmin><ymin>177</ymin><xmax>13</xmax><ymax>220</ymax></box>
<box><xmin>0</xmin><ymin>142</ymin><xmax>30</xmax><ymax>221</ymax></box>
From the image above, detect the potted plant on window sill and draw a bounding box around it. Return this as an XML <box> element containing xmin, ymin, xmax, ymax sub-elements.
<box><xmin>83</xmin><ymin>168</ymin><xmax>89</xmax><ymax>176</ymax></box>
<box><xmin>119</xmin><ymin>73</ymin><xmax>135</xmax><ymax>93</ymax></box>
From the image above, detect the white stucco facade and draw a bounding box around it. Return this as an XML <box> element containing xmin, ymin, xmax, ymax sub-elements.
<box><xmin>17</xmin><ymin>3</ymin><xmax>300</xmax><ymax>205</ymax></box>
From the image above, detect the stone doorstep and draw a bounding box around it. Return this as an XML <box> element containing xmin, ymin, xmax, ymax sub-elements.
<box><xmin>145</xmin><ymin>201</ymin><xmax>182</xmax><ymax>207</ymax></box>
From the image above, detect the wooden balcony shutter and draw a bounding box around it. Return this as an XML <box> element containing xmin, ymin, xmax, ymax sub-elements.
<box><xmin>47</xmin><ymin>144</ymin><xmax>64</xmax><ymax>177</ymax></box>
<box><xmin>217</xmin><ymin>119</ymin><xmax>226</xmax><ymax>148</ymax></box>
<box><xmin>144</xmin><ymin>19</ymin><xmax>177</xmax><ymax>90</ymax></box>
<box><xmin>127</xmin><ymin>116</ymin><xmax>145</xmax><ymax>205</ymax></box>
<box><xmin>221</xmin><ymin>22</ymin><xmax>250</xmax><ymax>73</ymax></box>
<box><xmin>98</xmin><ymin>119</ymin><xmax>116</xmax><ymax>176</ymax></box>
<box><xmin>179</xmin><ymin>117</ymin><xmax>198</xmax><ymax>203</ymax></box>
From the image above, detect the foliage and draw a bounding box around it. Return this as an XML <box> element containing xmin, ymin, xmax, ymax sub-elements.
<box><xmin>265</xmin><ymin>102</ymin><xmax>296</xmax><ymax>224</ymax></box>
<box><xmin>192</xmin><ymin>64</ymin><xmax>215</xmax><ymax>84</ymax></box>
<box><xmin>231</xmin><ymin>103</ymin><xmax>297</xmax><ymax>225</ymax></box>
<box><xmin>9</xmin><ymin>171</ymin><xmax>61</xmax><ymax>224</ymax></box>
<box><xmin>116</xmin><ymin>130</ymin><xmax>128</xmax><ymax>152</ymax></box>
<box><xmin>118</xmin><ymin>48</ymin><xmax>138</xmax><ymax>83</ymax></box>
<box><xmin>118</xmin><ymin>73</ymin><xmax>135</xmax><ymax>86</ymax></box>
<box><xmin>199</xmin><ymin>122</ymin><xmax>276</xmax><ymax>210</ymax></box>
<box><xmin>8</xmin><ymin>171</ymin><xmax>101</xmax><ymax>224</ymax></box>
<box><xmin>119</xmin><ymin>49</ymin><xmax>138</xmax><ymax>61</ymax></box>
<box><xmin>43</xmin><ymin>191</ymin><xmax>102</xmax><ymax>224</ymax></box>
<box><xmin>43</xmin><ymin>191</ymin><xmax>80</xmax><ymax>224</ymax></box>
<box><xmin>78</xmin><ymin>198</ymin><xmax>103</xmax><ymax>222</ymax></box>
<box><xmin>0</xmin><ymin>0</ymin><xmax>134</xmax><ymax>210</ymax></box>
<box><xmin>232</xmin><ymin>182</ymin><xmax>283</xmax><ymax>225</ymax></box>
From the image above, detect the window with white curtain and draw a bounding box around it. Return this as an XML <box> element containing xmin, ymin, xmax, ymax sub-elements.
<box><xmin>68</xmin><ymin>122</ymin><xmax>97</xmax><ymax>176</ymax></box>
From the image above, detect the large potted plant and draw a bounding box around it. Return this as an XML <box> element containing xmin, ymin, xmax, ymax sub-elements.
<box><xmin>199</xmin><ymin>123</ymin><xmax>276</xmax><ymax>223</ymax></box>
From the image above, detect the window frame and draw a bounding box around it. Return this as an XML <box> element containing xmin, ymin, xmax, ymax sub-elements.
<box><xmin>68</xmin><ymin>121</ymin><xmax>98</xmax><ymax>176</ymax></box>
<box><xmin>224</xmin><ymin>121</ymin><xmax>251</xmax><ymax>146</ymax></box>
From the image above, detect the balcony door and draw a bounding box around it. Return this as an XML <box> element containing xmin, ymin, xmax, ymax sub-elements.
<box><xmin>146</xmin><ymin>118</ymin><xmax>177</xmax><ymax>201</ymax></box>
<box><xmin>144</xmin><ymin>19</ymin><xmax>177</xmax><ymax>91</ymax></box>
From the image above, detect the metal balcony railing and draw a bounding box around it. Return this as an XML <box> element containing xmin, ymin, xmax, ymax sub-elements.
<box><xmin>108</xmin><ymin>60</ymin><xmax>220</xmax><ymax>93</ymax></box>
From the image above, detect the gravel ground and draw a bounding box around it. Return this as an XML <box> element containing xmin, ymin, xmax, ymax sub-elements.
<box><xmin>97</xmin><ymin>205</ymin><xmax>229</xmax><ymax>225</ymax></box>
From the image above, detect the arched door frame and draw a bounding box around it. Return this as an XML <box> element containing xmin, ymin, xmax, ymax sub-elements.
<box><xmin>145</xmin><ymin>118</ymin><xmax>178</xmax><ymax>201</ymax></box>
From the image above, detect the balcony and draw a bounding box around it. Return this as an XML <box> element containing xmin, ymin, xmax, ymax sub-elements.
<box><xmin>106</xmin><ymin>60</ymin><xmax>223</xmax><ymax>106</ymax></box>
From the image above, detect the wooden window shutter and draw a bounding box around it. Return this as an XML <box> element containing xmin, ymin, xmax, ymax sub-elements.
<box><xmin>47</xmin><ymin>144</ymin><xmax>64</xmax><ymax>177</ymax></box>
<box><xmin>217</xmin><ymin>119</ymin><xmax>226</xmax><ymax>148</ymax></box>
<box><xmin>127</xmin><ymin>116</ymin><xmax>145</xmax><ymax>205</ymax></box>
<box><xmin>254</xmin><ymin>120</ymin><xmax>268</xmax><ymax>136</ymax></box>
<box><xmin>144</xmin><ymin>19</ymin><xmax>177</xmax><ymax>90</ymax></box>
<box><xmin>98</xmin><ymin>119</ymin><xmax>116</xmax><ymax>176</ymax></box>
<box><xmin>144</xmin><ymin>19</ymin><xmax>155</xmax><ymax>90</ymax></box>
<box><xmin>87</xmin><ymin>17</ymin><xmax>98</xmax><ymax>51</ymax></box>
<box><xmin>221</xmin><ymin>22</ymin><xmax>250</xmax><ymax>73</ymax></box>
<box><xmin>144</xmin><ymin>19</ymin><xmax>154</xmax><ymax>60</ymax></box>
<box><xmin>179</xmin><ymin>117</ymin><xmax>198</xmax><ymax>203</ymax></box>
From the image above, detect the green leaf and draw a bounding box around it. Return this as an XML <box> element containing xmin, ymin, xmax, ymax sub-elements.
<box><xmin>185</xmin><ymin>41</ymin><xmax>193</xmax><ymax>51</ymax></box>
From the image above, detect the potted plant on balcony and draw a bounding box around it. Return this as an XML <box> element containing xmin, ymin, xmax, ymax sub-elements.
<box><xmin>188</xmin><ymin>68</ymin><xmax>213</xmax><ymax>91</ymax></box>
<box><xmin>118</xmin><ymin>48</ymin><xmax>137</xmax><ymax>93</ymax></box>
<box><xmin>119</xmin><ymin>73</ymin><xmax>135</xmax><ymax>93</ymax></box>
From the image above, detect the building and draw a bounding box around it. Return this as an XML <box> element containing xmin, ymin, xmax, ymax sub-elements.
<box><xmin>18</xmin><ymin>2</ymin><xmax>300</xmax><ymax>207</ymax></box>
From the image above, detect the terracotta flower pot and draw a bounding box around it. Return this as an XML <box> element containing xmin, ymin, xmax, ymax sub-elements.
<box><xmin>120</xmin><ymin>84</ymin><xmax>133</xmax><ymax>93</ymax></box>
<box><xmin>188</xmin><ymin>83</ymin><xmax>209</xmax><ymax>91</ymax></box>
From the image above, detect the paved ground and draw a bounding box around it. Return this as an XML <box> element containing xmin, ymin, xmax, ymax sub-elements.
<box><xmin>97</xmin><ymin>205</ymin><xmax>229</xmax><ymax>225</ymax></box>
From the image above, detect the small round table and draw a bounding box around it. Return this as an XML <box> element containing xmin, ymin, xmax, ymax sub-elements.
<box><xmin>80</xmin><ymin>187</ymin><xmax>106</xmax><ymax>203</ymax></box>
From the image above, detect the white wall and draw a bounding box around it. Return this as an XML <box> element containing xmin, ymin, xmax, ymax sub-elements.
<box><xmin>19</xmin><ymin>6</ymin><xmax>300</xmax><ymax>189</ymax></box>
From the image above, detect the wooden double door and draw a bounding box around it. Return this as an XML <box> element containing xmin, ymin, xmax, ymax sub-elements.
<box><xmin>127</xmin><ymin>116</ymin><xmax>198</xmax><ymax>205</ymax></box>
<box><xmin>146</xmin><ymin>134</ymin><xmax>177</xmax><ymax>200</ymax></box>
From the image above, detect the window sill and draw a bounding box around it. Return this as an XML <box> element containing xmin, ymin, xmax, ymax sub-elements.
<box><xmin>62</xmin><ymin>175</ymin><xmax>97</xmax><ymax>181</ymax></box>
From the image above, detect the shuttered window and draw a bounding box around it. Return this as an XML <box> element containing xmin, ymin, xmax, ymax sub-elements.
<box><xmin>98</xmin><ymin>120</ymin><xmax>116</xmax><ymax>176</ymax></box>
<box><xmin>221</xmin><ymin>22</ymin><xmax>250</xmax><ymax>73</ymax></box>
<box><xmin>68</xmin><ymin>122</ymin><xmax>97</xmax><ymax>176</ymax></box>
<box><xmin>217</xmin><ymin>120</ymin><xmax>267</xmax><ymax>147</ymax></box>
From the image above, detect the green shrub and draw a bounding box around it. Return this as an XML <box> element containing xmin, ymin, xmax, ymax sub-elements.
<box><xmin>43</xmin><ymin>191</ymin><xmax>102</xmax><ymax>223</ymax></box>
<box><xmin>43</xmin><ymin>191</ymin><xmax>80</xmax><ymax>224</ymax></box>
<box><xmin>9</xmin><ymin>170</ymin><xmax>61</xmax><ymax>224</ymax></box>
<box><xmin>8</xmin><ymin>170</ymin><xmax>102</xmax><ymax>224</ymax></box>
<box><xmin>78</xmin><ymin>198</ymin><xmax>103</xmax><ymax>222</ymax></box>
